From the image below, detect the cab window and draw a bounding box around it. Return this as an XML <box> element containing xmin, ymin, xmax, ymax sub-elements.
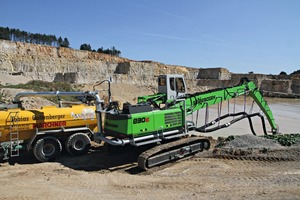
<box><xmin>175</xmin><ymin>78</ymin><xmax>185</xmax><ymax>93</ymax></box>
<box><xmin>158</xmin><ymin>77</ymin><xmax>166</xmax><ymax>86</ymax></box>
<box><xmin>170</xmin><ymin>78</ymin><xmax>175</xmax><ymax>91</ymax></box>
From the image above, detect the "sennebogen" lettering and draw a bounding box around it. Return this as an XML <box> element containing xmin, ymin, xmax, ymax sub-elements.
<box><xmin>194</xmin><ymin>96</ymin><xmax>215</xmax><ymax>105</ymax></box>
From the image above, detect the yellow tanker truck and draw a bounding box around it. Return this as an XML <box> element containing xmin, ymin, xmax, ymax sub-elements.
<box><xmin>0</xmin><ymin>91</ymin><xmax>99</xmax><ymax>162</ymax></box>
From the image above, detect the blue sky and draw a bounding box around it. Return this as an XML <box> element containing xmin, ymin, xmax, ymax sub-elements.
<box><xmin>1</xmin><ymin>0</ymin><xmax>300</xmax><ymax>74</ymax></box>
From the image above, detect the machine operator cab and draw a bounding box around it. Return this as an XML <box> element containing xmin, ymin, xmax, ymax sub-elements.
<box><xmin>158</xmin><ymin>74</ymin><xmax>187</xmax><ymax>100</ymax></box>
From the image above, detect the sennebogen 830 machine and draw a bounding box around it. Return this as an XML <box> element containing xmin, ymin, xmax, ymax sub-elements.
<box><xmin>0</xmin><ymin>75</ymin><xmax>278</xmax><ymax>170</ymax></box>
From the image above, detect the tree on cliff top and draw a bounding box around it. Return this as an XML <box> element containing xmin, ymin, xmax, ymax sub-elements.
<box><xmin>96</xmin><ymin>46</ymin><xmax>121</xmax><ymax>57</ymax></box>
<box><xmin>290</xmin><ymin>69</ymin><xmax>300</xmax><ymax>75</ymax></box>
<box><xmin>80</xmin><ymin>43</ymin><xmax>92</xmax><ymax>51</ymax></box>
<box><xmin>0</xmin><ymin>26</ymin><xmax>65</xmax><ymax>47</ymax></box>
<box><xmin>279</xmin><ymin>71</ymin><xmax>287</xmax><ymax>75</ymax></box>
<box><xmin>80</xmin><ymin>43</ymin><xmax>121</xmax><ymax>57</ymax></box>
<box><xmin>58</xmin><ymin>37</ymin><xmax>70</xmax><ymax>48</ymax></box>
<box><xmin>0</xmin><ymin>27</ymin><xmax>10</xmax><ymax>40</ymax></box>
<box><xmin>1</xmin><ymin>26</ymin><xmax>122</xmax><ymax>54</ymax></box>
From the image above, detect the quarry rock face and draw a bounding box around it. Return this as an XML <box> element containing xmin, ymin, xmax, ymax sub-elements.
<box><xmin>0</xmin><ymin>40</ymin><xmax>299</xmax><ymax>96</ymax></box>
<box><xmin>0</xmin><ymin>40</ymin><xmax>198</xmax><ymax>85</ymax></box>
<box><xmin>291</xmin><ymin>76</ymin><xmax>300</xmax><ymax>94</ymax></box>
<box><xmin>197</xmin><ymin>68</ymin><xmax>231</xmax><ymax>80</ymax></box>
<box><xmin>260</xmin><ymin>79</ymin><xmax>292</xmax><ymax>93</ymax></box>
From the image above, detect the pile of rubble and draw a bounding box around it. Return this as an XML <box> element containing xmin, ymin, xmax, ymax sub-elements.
<box><xmin>212</xmin><ymin>134</ymin><xmax>300</xmax><ymax>160</ymax></box>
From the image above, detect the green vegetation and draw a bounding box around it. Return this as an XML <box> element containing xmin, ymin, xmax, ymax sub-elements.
<box><xmin>0</xmin><ymin>26</ymin><xmax>122</xmax><ymax>56</ymax></box>
<box><xmin>1</xmin><ymin>80</ymin><xmax>79</xmax><ymax>103</ymax></box>
<box><xmin>0</xmin><ymin>27</ymin><xmax>69</xmax><ymax>47</ymax></box>
<box><xmin>80</xmin><ymin>43</ymin><xmax>92</xmax><ymax>51</ymax></box>
<box><xmin>2</xmin><ymin>80</ymin><xmax>76</xmax><ymax>92</ymax></box>
<box><xmin>216</xmin><ymin>134</ymin><xmax>300</xmax><ymax>148</ymax></box>
<box><xmin>80</xmin><ymin>43</ymin><xmax>121</xmax><ymax>57</ymax></box>
<box><xmin>279</xmin><ymin>69</ymin><xmax>300</xmax><ymax>76</ymax></box>
<box><xmin>263</xmin><ymin>134</ymin><xmax>300</xmax><ymax>146</ymax></box>
<box><xmin>290</xmin><ymin>69</ymin><xmax>300</xmax><ymax>76</ymax></box>
<box><xmin>279</xmin><ymin>71</ymin><xmax>287</xmax><ymax>75</ymax></box>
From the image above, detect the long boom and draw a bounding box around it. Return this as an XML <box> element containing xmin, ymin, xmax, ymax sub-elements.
<box><xmin>172</xmin><ymin>78</ymin><xmax>277</xmax><ymax>134</ymax></box>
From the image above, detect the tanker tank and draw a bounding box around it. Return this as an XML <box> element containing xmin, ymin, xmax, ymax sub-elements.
<box><xmin>0</xmin><ymin>104</ymin><xmax>98</xmax><ymax>162</ymax></box>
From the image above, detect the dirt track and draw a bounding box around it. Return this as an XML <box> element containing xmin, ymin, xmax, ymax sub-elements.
<box><xmin>1</xmin><ymin>142</ymin><xmax>300</xmax><ymax>200</ymax></box>
<box><xmin>0</xmin><ymin>76</ymin><xmax>299</xmax><ymax>199</ymax></box>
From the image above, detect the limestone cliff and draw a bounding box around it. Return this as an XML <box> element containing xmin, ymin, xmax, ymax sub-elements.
<box><xmin>0</xmin><ymin>40</ymin><xmax>197</xmax><ymax>85</ymax></box>
<box><xmin>0</xmin><ymin>39</ymin><xmax>299</xmax><ymax>97</ymax></box>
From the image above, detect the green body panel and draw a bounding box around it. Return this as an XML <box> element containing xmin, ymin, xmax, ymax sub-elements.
<box><xmin>104</xmin><ymin>114</ymin><xmax>132</xmax><ymax>137</ymax></box>
<box><xmin>104</xmin><ymin>108</ymin><xmax>183</xmax><ymax>138</ymax></box>
<box><xmin>138</xmin><ymin>93</ymin><xmax>166</xmax><ymax>105</ymax></box>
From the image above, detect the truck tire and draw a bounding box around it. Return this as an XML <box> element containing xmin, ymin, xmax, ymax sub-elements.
<box><xmin>65</xmin><ymin>133</ymin><xmax>91</xmax><ymax>156</ymax></box>
<box><xmin>33</xmin><ymin>136</ymin><xmax>62</xmax><ymax>162</ymax></box>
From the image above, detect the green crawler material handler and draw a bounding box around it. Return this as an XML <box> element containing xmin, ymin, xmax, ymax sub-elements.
<box><xmin>100</xmin><ymin>74</ymin><xmax>278</xmax><ymax>170</ymax></box>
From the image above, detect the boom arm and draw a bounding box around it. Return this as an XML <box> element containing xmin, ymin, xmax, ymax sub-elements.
<box><xmin>168</xmin><ymin>78</ymin><xmax>277</xmax><ymax>134</ymax></box>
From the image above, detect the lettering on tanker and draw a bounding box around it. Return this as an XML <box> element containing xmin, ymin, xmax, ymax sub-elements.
<box><xmin>10</xmin><ymin>116</ymin><xmax>29</xmax><ymax>122</ymax></box>
<box><xmin>32</xmin><ymin>114</ymin><xmax>65</xmax><ymax>120</ymax></box>
<box><xmin>11</xmin><ymin>115</ymin><xmax>66</xmax><ymax>123</ymax></box>
<box><xmin>33</xmin><ymin>121</ymin><xmax>67</xmax><ymax>129</ymax></box>
<box><xmin>10</xmin><ymin>124</ymin><xmax>30</xmax><ymax>131</ymax></box>
<box><xmin>71</xmin><ymin>108</ymin><xmax>95</xmax><ymax>120</ymax></box>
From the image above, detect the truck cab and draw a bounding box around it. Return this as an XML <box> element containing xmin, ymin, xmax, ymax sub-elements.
<box><xmin>158</xmin><ymin>74</ymin><xmax>187</xmax><ymax>100</ymax></box>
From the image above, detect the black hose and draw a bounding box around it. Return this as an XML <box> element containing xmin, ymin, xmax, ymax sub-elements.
<box><xmin>194</xmin><ymin>111</ymin><xmax>268</xmax><ymax>135</ymax></box>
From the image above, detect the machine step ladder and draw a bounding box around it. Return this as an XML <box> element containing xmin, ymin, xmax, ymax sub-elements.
<box><xmin>7</xmin><ymin>111</ymin><xmax>21</xmax><ymax>157</ymax></box>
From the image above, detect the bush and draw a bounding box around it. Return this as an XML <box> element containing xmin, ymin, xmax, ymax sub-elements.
<box><xmin>290</xmin><ymin>69</ymin><xmax>300</xmax><ymax>76</ymax></box>
<box><xmin>2</xmin><ymin>80</ymin><xmax>76</xmax><ymax>92</ymax></box>
<box><xmin>263</xmin><ymin>134</ymin><xmax>300</xmax><ymax>146</ymax></box>
<box><xmin>1</xmin><ymin>81</ymin><xmax>78</xmax><ymax>103</ymax></box>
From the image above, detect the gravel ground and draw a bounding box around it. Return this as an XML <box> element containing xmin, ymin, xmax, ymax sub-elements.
<box><xmin>1</xmin><ymin>73</ymin><xmax>300</xmax><ymax>199</ymax></box>
<box><xmin>212</xmin><ymin>134</ymin><xmax>300</xmax><ymax>161</ymax></box>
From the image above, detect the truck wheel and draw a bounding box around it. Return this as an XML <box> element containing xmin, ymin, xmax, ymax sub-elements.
<box><xmin>65</xmin><ymin>133</ymin><xmax>91</xmax><ymax>156</ymax></box>
<box><xmin>33</xmin><ymin>136</ymin><xmax>62</xmax><ymax>162</ymax></box>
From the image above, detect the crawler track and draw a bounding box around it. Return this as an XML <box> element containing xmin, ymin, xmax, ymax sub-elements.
<box><xmin>137</xmin><ymin>137</ymin><xmax>210</xmax><ymax>170</ymax></box>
